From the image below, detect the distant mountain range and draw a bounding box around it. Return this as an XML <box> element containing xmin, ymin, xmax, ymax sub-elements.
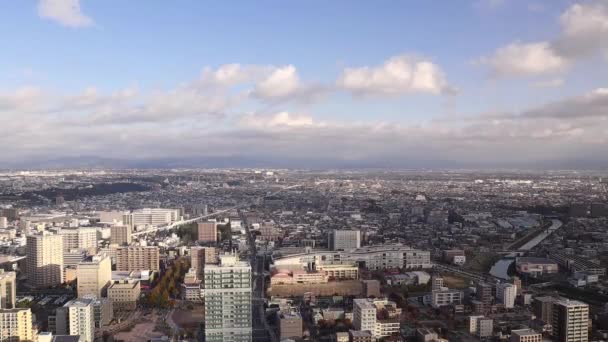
<box><xmin>2</xmin><ymin>155</ymin><xmax>608</xmax><ymax>171</ymax></box>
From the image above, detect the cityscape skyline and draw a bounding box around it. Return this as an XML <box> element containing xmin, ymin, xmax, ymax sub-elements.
<box><xmin>2</xmin><ymin>0</ymin><xmax>608</xmax><ymax>168</ymax></box>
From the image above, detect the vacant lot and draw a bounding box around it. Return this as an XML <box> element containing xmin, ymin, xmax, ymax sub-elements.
<box><xmin>172</xmin><ymin>306</ymin><xmax>205</xmax><ymax>331</ymax></box>
<box><xmin>442</xmin><ymin>275</ymin><xmax>470</xmax><ymax>289</ymax></box>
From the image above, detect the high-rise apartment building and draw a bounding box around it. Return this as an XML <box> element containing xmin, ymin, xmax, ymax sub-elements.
<box><xmin>56</xmin><ymin>298</ymin><xmax>95</xmax><ymax>342</ymax></box>
<box><xmin>59</xmin><ymin>228</ymin><xmax>98</xmax><ymax>252</ymax></box>
<box><xmin>353</xmin><ymin>298</ymin><xmax>377</xmax><ymax>333</ymax></box>
<box><xmin>191</xmin><ymin>246</ymin><xmax>217</xmax><ymax>277</ymax></box>
<box><xmin>477</xmin><ymin>282</ymin><xmax>493</xmax><ymax>312</ymax></box>
<box><xmin>0</xmin><ymin>308</ymin><xmax>34</xmax><ymax>342</ymax></box>
<box><xmin>352</xmin><ymin>298</ymin><xmax>401</xmax><ymax>338</ymax></box>
<box><xmin>533</xmin><ymin>296</ymin><xmax>557</xmax><ymax>325</ymax></box>
<box><xmin>198</xmin><ymin>221</ymin><xmax>217</xmax><ymax>242</ymax></box>
<box><xmin>202</xmin><ymin>254</ymin><xmax>252</xmax><ymax>342</ymax></box>
<box><xmin>496</xmin><ymin>283</ymin><xmax>517</xmax><ymax>309</ymax></box>
<box><xmin>0</xmin><ymin>270</ymin><xmax>16</xmax><ymax>309</ymax></box>
<box><xmin>115</xmin><ymin>246</ymin><xmax>160</xmax><ymax>272</ymax></box>
<box><xmin>110</xmin><ymin>225</ymin><xmax>131</xmax><ymax>246</ymax></box>
<box><xmin>77</xmin><ymin>254</ymin><xmax>112</xmax><ymax>298</ymax></box>
<box><xmin>26</xmin><ymin>233</ymin><xmax>64</xmax><ymax>288</ymax></box>
<box><xmin>328</xmin><ymin>230</ymin><xmax>361</xmax><ymax>251</ymax></box>
<box><xmin>553</xmin><ymin>300</ymin><xmax>589</xmax><ymax>342</ymax></box>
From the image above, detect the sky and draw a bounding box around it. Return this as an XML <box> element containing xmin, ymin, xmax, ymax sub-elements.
<box><xmin>1</xmin><ymin>0</ymin><xmax>608</xmax><ymax>169</ymax></box>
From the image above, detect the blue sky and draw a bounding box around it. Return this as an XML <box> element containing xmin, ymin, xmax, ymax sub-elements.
<box><xmin>1</xmin><ymin>0</ymin><xmax>608</xmax><ymax>168</ymax></box>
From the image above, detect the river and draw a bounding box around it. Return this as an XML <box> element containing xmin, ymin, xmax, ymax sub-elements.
<box><xmin>489</xmin><ymin>219</ymin><xmax>563</xmax><ymax>280</ymax></box>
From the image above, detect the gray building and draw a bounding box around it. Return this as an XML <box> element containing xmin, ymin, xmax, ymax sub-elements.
<box><xmin>328</xmin><ymin>230</ymin><xmax>361</xmax><ymax>251</ymax></box>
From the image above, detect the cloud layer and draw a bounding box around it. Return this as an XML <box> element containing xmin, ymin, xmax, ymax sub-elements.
<box><xmin>479</xmin><ymin>1</ymin><xmax>608</xmax><ymax>77</ymax></box>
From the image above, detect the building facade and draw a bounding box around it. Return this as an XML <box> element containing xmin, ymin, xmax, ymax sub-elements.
<box><xmin>26</xmin><ymin>233</ymin><xmax>64</xmax><ymax>288</ymax></box>
<box><xmin>496</xmin><ymin>283</ymin><xmax>517</xmax><ymax>309</ymax></box>
<box><xmin>328</xmin><ymin>230</ymin><xmax>361</xmax><ymax>251</ymax></box>
<box><xmin>115</xmin><ymin>246</ymin><xmax>159</xmax><ymax>272</ymax></box>
<box><xmin>0</xmin><ymin>270</ymin><xmax>16</xmax><ymax>309</ymax></box>
<box><xmin>110</xmin><ymin>225</ymin><xmax>131</xmax><ymax>246</ymax></box>
<box><xmin>197</xmin><ymin>221</ymin><xmax>217</xmax><ymax>242</ymax></box>
<box><xmin>56</xmin><ymin>298</ymin><xmax>95</xmax><ymax>342</ymax></box>
<box><xmin>0</xmin><ymin>308</ymin><xmax>34</xmax><ymax>342</ymax></box>
<box><xmin>553</xmin><ymin>300</ymin><xmax>589</xmax><ymax>342</ymax></box>
<box><xmin>202</xmin><ymin>254</ymin><xmax>252</xmax><ymax>342</ymax></box>
<box><xmin>76</xmin><ymin>254</ymin><xmax>112</xmax><ymax>298</ymax></box>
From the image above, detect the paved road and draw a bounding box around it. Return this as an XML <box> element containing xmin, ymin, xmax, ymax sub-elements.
<box><xmin>242</xmin><ymin>210</ymin><xmax>278</xmax><ymax>342</ymax></box>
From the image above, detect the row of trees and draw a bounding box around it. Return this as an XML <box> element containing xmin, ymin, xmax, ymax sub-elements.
<box><xmin>141</xmin><ymin>258</ymin><xmax>190</xmax><ymax>309</ymax></box>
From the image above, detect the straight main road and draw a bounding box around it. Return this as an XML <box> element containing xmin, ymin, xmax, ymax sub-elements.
<box><xmin>241</xmin><ymin>210</ymin><xmax>278</xmax><ymax>342</ymax></box>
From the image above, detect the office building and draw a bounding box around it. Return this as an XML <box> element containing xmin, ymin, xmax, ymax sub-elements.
<box><xmin>553</xmin><ymin>300</ymin><xmax>589</xmax><ymax>342</ymax></box>
<box><xmin>202</xmin><ymin>253</ymin><xmax>252</xmax><ymax>342</ymax></box>
<box><xmin>496</xmin><ymin>283</ymin><xmax>517</xmax><ymax>309</ymax></box>
<box><xmin>76</xmin><ymin>254</ymin><xmax>111</xmax><ymax>298</ymax></box>
<box><xmin>59</xmin><ymin>228</ymin><xmax>97</xmax><ymax>252</ymax></box>
<box><xmin>108</xmin><ymin>280</ymin><xmax>140</xmax><ymax>311</ymax></box>
<box><xmin>110</xmin><ymin>225</ymin><xmax>131</xmax><ymax>246</ymax></box>
<box><xmin>56</xmin><ymin>298</ymin><xmax>95</xmax><ymax>342</ymax></box>
<box><xmin>26</xmin><ymin>233</ymin><xmax>64</xmax><ymax>288</ymax></box>
<box><xmin>328</xmin><ymin>230</ymin><xmax>361</xmax><ymax>251</ymax></box>
<box><xmin>198</xmin><ymin>221</ymin><xmax>217</xmax><ymax>242</ymax></box>
<box><xmin>115</xmin><ymin>246</ymin><xmax>159</xmax><ymax>272</ymax></box>
<box><xmin>0</xmin><ymin>217</ymin><xmax>7</xmax><ymax>229</ymax></box>
<box><xmin>0</xmin><ymin>308</ymin><xmax>34</xmax><ymax>342</ymax></box>
<box><xmin>510</xmin><ymin>329</ymin><xmax>542</xmax><ymax>342</ymax></box>
<box><xmin>0</xmin><ymin>270</ymin><xmax>16</xmax><ymax>309</ymax></box>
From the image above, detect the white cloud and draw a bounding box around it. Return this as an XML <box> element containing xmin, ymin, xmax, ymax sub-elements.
<box><xmin>252</xmin><ymin>65</ymin><xmax>301</xmax><ymax>99</ymax></box>
<box><xmin>479</xmin><ymin>1</ymin><xmax>608</xmax><ymax>77</ymax></box>
<box><xmin>38</xmin><ymin>0</ymin><xmax>94</xmax><ymax>28</ymax></box>
<box><xmin>554</xmin><ymin>1</ymin><xmax>608</xmax><ymax>58</ymax></box>
<box><xmin>337</xmin><ymin>56</ymin><xmax>455</xmax><ymax>96</ymax></box>
<box><xmin>479</xmin><ymin>41</ymin><xmax>568</xmax><ymax>76</ymax></box>
<box><xmin>239</xmin><ymin>111</ymin><xmax>320</xmax><ymax>130</ymax></box>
